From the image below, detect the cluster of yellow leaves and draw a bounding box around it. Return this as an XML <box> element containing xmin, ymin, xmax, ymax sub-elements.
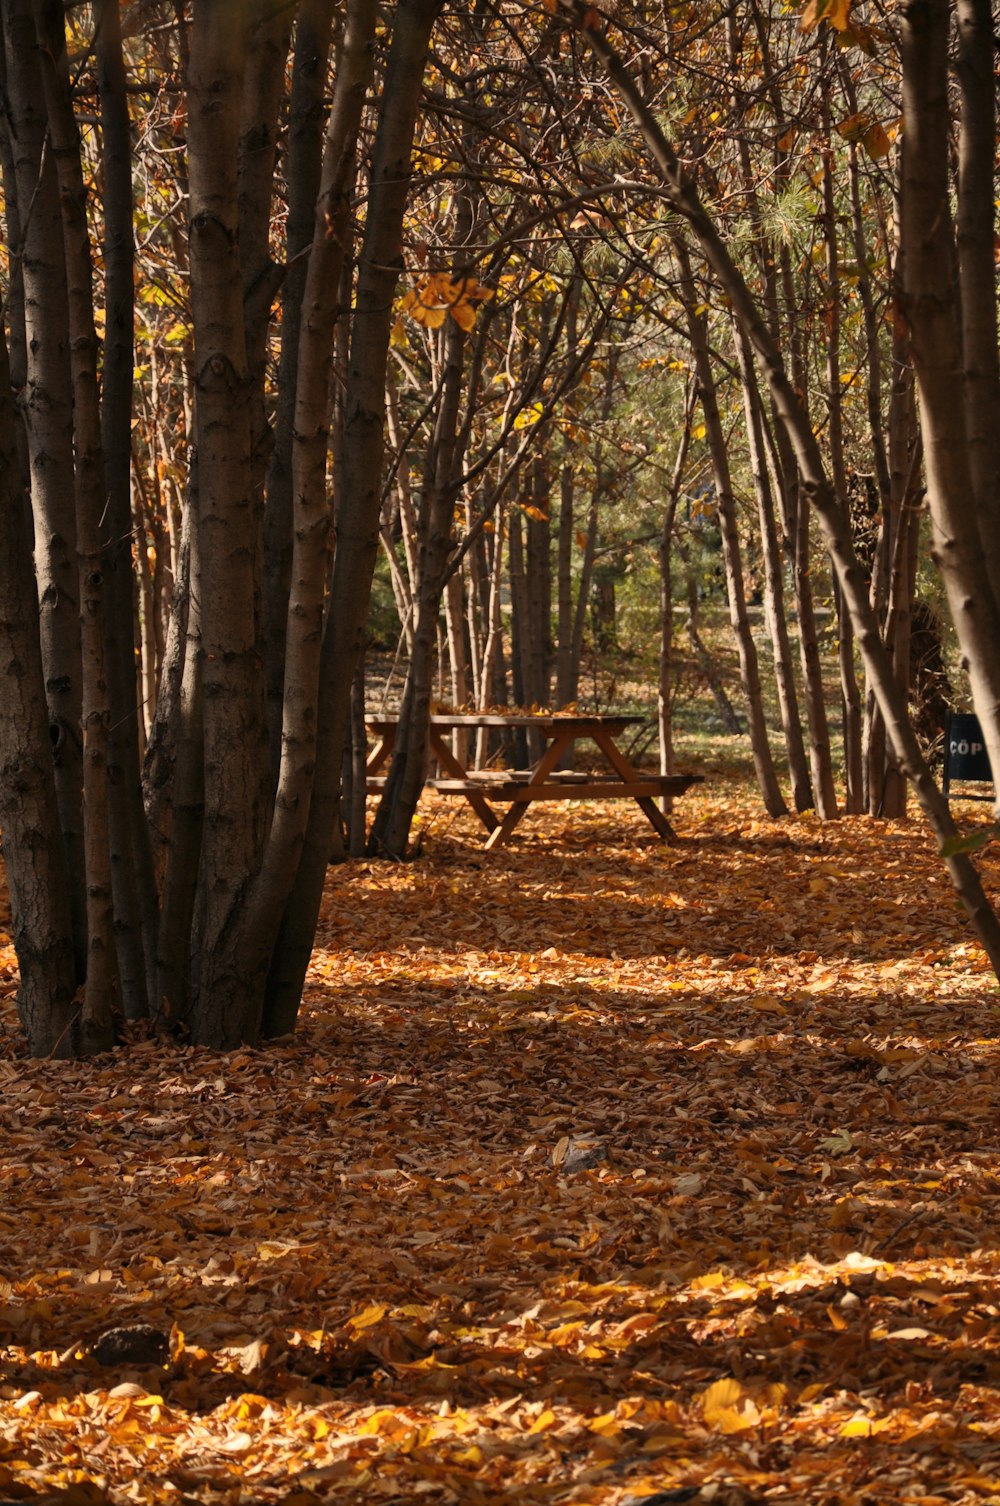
<box><xmin>799</xmin><ymin>0</ymin><xmax>884</xmax><ymax>54</ymax></box>
<box><xmin>397</xmin><ymin>272</ymin><xmax>494</xmax><ymax>337</ymax></box>
<box><xmin>1</xmin><ymin>777</ymin><xmax>1000</xmax><ymax>1502</ymax></box>
<box><xmin>836</xmin><ymin>111</ymin><xmax>895</xmax><ymax>163</ymax></box>
<box><xmin>800</xmin><ymin>0</ymin><xmax>853</xmax><ymax>30</ymax></box>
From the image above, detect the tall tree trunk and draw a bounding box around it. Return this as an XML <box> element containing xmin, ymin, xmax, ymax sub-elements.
<box><xmin>369</xmin><ymin>305</ymin><xmax>470</xmax><ymax>859</ymax></box>
<box><xmin>3</xmin><ymin>0</ymin><xmax>87</xmax><ymax>978</ymax></box>
<box><xmin>241</xmin><ymin>0</ymin><xmax>377</xmax><ymax>938</ymax></box>
<box><xmin>185</xmin><ymin>0</ymin><xmax>268</xmax><ymax>1044</ymax></box>
<box><xmin>96</xmin><ymin>0</ymin><xmax>160</xmax><ymax>1020</ymax></box>
<box><xmin>475</xmin><ymin>506</ymin><xmax>507</xmax><ymax>767</ymax></box>
<box><xmin>658</xmin><ymin>385</ymin><xmax>695</xmax><ymax>789</ymax></box>
<box><xmin>508</xmin><ymin>505</ymin><xmax>534</xmax><ymax>765</ymax></box>
<box><xmin>526</xmin><ymin>450</ymin><xmax>552</xmax><ymax>710</ymax></box>
<box><xmin>676</xmin><ymin>241</ymin><xmax>786</xmax><ymax>817</ymax></box>
<box><xmin>900</xmin><ymin>0</ymin><xmax>1000</xmax><ymax>808</ymax></box>
<box><xmin>0</xmin><ymin>328</ymin><xmax>78</xmax><ymax>1056</ymax></box>
<box><xmin>820</xmin><ymin>114</ymin><xmax>863</xmax><ymax>812</ymax></box>
<box><xmin>155</xmin><ymin>522</ymin><xmax>204</xmax><ymax>1029</ymax></box>
<box><xmin>569</xmin><ymin>354</ymin><xmax>616</xmax><ymax>705</ymax></box>
<box><xmin>955</xmin><ymin>0</ymin><xmax>1000</xmax><ymax>611</ymax></box>
<box><xmin>264</xmin><ymin>0</ymin><xmax>442</xmax><ymax>1034</ymax></box>
<box><xmin>833</xmin><ymin>576</ymin><xmax>864</xmax><ymax>814</ymax></box>
<box><xmin>239</xmin><ymin>0</ymin><xmax>293</xmax><ymax>497</ymax></box>
<box><xmin>382</xmin><ymin>367</ymin><xmax>418</xmax><ymax>649</ymax></box>
<box><xmin>444</xmin><ymin>572</ymin><xmax>471</xmax><ymax>712</ymax></box>
<box><xmin>735</xmin><ymin>325</ymin><xmax>812</xmax><ymax>810</ymax></box>
<box><xmin>264</xmin><ymin>0</ymin><xmax>337</xmax><ymax>772</ymax></box>
<box><xmin>34</xmin><ymin>0</ymin><xmax>118</xmax><ymax>1050</ymax></box>
<box><xmin>555</xmin><ymin>277</ymin><xmax>581</xmax><ymax>707</ymax></box>
<box><xmin>556</xmin><ymin>450</ymin><xmax>576</xmax><ymax>707</ymax></box>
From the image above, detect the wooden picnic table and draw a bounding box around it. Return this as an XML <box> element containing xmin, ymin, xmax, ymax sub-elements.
<box><xmin>365</xmin><ymin>712</ymin><xmax>703</xmax><ymax>850</ymax></box>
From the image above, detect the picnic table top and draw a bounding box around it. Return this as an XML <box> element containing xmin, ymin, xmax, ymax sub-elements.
<box><xmin>366</xmin><ymin>711</ymin><xmax>646</xmax><ymax>732</ymax></box>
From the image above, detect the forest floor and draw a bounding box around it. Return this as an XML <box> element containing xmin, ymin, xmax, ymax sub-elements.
<box><xmin>2</xmin><ymin>775</ymin><xmax>1000</xmax><ymax>1505</ymax></box>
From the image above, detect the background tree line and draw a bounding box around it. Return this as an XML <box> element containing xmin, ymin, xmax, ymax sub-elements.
<box><xmin>1</xmin><ymin>0</ymin><xmax>999</xmax><ymax>1057</ymax></box>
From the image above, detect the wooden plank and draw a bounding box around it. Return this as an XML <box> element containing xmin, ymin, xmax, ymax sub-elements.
<box><xmin>366</xmin><ymin>713</ymin><xmax>645</xmax><ymax>733</ymax></box>
<box><xmin>427</xmin><ymin>776</ymin><xmax>702</xmax><ymax>800</ymax></box>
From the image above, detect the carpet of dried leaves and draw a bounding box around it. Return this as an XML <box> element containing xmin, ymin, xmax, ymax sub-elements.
<box><xmin>2</xmin><ymin>783</ymin><xmax>1000</xmax><ymax>1506</ymax></box>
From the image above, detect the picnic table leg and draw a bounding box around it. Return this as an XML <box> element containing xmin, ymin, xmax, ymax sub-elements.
<box><xmin>428</xmin><ymin>729</ymin><xmax>500</xmax><ymax>834</ymax></box>
<box><xmin>589</xmin><ymin>726</ymin><xmax>679</xmax><ymax>843</ymax></box>
<box><xmin>366</xmin><ymin>730</ymin><xmax>394</xmax><ymax>776</ymax></box>
<box><xmin>483</xmin><ymin>729</ymin><xmax>576</xmax><ymax>849</ymax></box>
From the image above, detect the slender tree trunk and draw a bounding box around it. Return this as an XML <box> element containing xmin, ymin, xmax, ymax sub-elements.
<box><xmin>555</xmin><ymin>278</ymin><xmax>581</xmax><ymax>706</ymax></box>
<box><xmin>556</xmin><ymin>452</ymin><xmax>576</xmax><ymax>706</ymax></box>
<box><xmin>382</xmin><ymin>368</ymin><xmax>418</xmax><ymax>649</ymax></box>
<box><xmin>3</xmin><ymin>0</ymin><xmax>87</xmax><ymax>978</ymax></box>
<box><xmin>508</xmin><ymin>504</ymin><xmax>533</xmax><ymax>765</ymax></box>
<box><xmin>465</xmin><ymin>504</ymin><xmax>486</xmax><ymax>707</ymax></box>
<box><xmin>820</xmin><ymin>117</ymin><xmax>863</xmax><ymax>812</ymax></box>
<box><xmin>242</xmin><ymin>0</ymin><xmax>377</xmax><ymax>930</ymax></box>
<box><xmin>509</xmin><ymin>504</ymin><xmax>529</xmax><ymax>703</ymax></box>
<box><xmin>264</xmin><ymin>0</ymin><xmax>337</xmax><ymax>771</ymax></box>
<box><xmin>955</xmin><ymin>0</ymin><xmax>1000</xmax><ymax>610</ymax></box>
<box><xmin>900</xmin><ymin>0</ymin><xmax>1000</xmax><ymax>808</ymax></box>
<box><xmin>156</xmin><ymin>525</ymin><xmax>204</xmax><ymax>1028</ymax></box>
<box><xmin>34</xmin><ymin>0</ymin><xmax>119</xmax><ymax>1050</ymax></box>
<box><xmin>239</xmin><ymin>0</ymin><xmax>293</xmax><ymax>494</ymax></box>
<box><xmin>526</xmin><ymin>449</ymin><xmax>552</xmax><ymax>709</ymax></box>
<box><xmin>658</xmin><ymin>386</ymin><xmax>695</xmax><ymax>793</ymax></box>
<box><xmin>264</xmin><ymin>0</ymin><xmax>442</xmax><ymax>1033</ymax></box>
<box><xmin>792</xmin><ymin>480</ymin><xmax>839</xmax><ymax>819</ymax></box>
<box><xmin>0</xmin><ymin>328</ymin><xmax>78</xmax><ymax>1056</ymax></box>
<box><xmin>96</xmin><ymin>0</ymin><xmax>160</xmax><ymax>1019</ymax></box>
<box><xmin>735</xmin><ymin>325</ymin><xmax>812</xmax><ymax>810</ymax></box>
<box><xmin>347</xmin><ymin>648</ymin><xmax>368</xmax><ymax>858</ymax></box>
<box><xmin>185</xmin><ymin>0</ymin><xmax>268</xmax><ymax>1044</ymax></box>
<box><xmin>676</xmin><ymin>241</ymin><xmax>786</xmax><ymax>817</ymax></box>
<box><xmin>877</xmin><ymin>374</ymin><xmax>921</xmax><ymax>817</ymax></box>
<box><xmin>833</xmin><ymin>576</ymin><xmax>864</xmax><ymax>813</ymax></box>
<box><xmin>444</xmin><ymin>572</ymin><xmax>470</xmax><ymax>711</ymax></box>
<box><xmin>569</xmin><ymin>356</ymin><xmax>616</xmax><ymax>703</ymax></box>
<box><xmin>476</xmin><ymin>506</ymin><xmax>507</xmax><ymax>767</ymax></box>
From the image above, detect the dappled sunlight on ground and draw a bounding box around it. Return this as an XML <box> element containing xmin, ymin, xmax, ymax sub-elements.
<box><xmin>1</xmin><ymin>783</ymin><xmax>999</xmax><ymax>1503</ymax></box>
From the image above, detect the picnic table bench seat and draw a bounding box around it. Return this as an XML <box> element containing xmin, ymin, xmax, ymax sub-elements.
<box><xmin>425</xmin><ymin>771</ymin><xmax>703</xmax><ymax>801</ymax></box>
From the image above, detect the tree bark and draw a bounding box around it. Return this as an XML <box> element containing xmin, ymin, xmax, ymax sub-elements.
<box><xmin>955</xmin><ymin>0</ymin><xmax>1000</xmax><ymax>611</ymax></box>
<box><xmin>264</xmin><ymin>0</ymin><xmax>337</xmax><ymax>771</ymax></box>
<box><xmin>243</xmin><ymin>0</ymin><xmax>377</xmax><ymax>938</ymax></box>
<box><xmin>264</xmin><ymin>0</ymin><xmax>442</xmax><ymax>1034</ymax></box>
<box><xmin>34</xmin><ymin>0</ymin><xmax>119</xmax><ymax>1050</ymax></box>
<box><xmin>2</xmin><ymin>0</ymin><xmax>86</xmax><ymax>978</ymax></box>
<box><xmin>185</xmin><ymin>0</ymin><xmax>267</xmax><ymax>1044</ymax></box>
<box><xmin>734</xmin><ymin>324</ymin><xmax>812</xmax><ymax>811</ymax></box>
<box><xmin>676</xmin><ymin>241</ymin><xmax>786</xmax><ymax>818</ymax></box>
<box><xmin>0</xmin><ymin>327</ymin><xmax>78</xmax><ymax>1056</ymax></box>
<box><xmin>658</xmin><ymin>385</ymin><xmax>695</xmax><ymax>791</ymax></box>
<box><xmin>820</xmin><ymin>115</ymin><xmax>863</xmax><ymax>813</ymax></box>
<box><xmin>900</xmin><ymin>0</ymin><xmax>1000</xmax><ymax>810</ymax></box>
<box><xmin>96</xmin><ymin>0</ymin><xmax>160</xmax><ymax>1020</ymax></box>
<box><xmin>526</xmin><ymin>447</ymin><xmax>552</xmax><ymax>709</ymax></box>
